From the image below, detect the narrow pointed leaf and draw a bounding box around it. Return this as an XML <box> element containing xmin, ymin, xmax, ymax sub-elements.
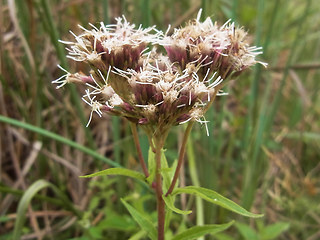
<box><xmin>172</xmin><ymin>221</ymin><xmax>234</xmax><ymax>240</ymax></box>
<box><xmin>128</xmin><ymin>230</ymin><xmax>147</xmax><ymax>240</ymax></box>
<box><xmin>260</xmin><ymin>222</ymin><xmax>290</xmax><ymax>240</ymax></box>
<box><xmin>80</xmin><ymin>168</ymin><xmax>145</xmax><ymax>182</ymax></box>
<box><xmin>121</xmin><ymin>199</ymin><xmax>157</xmax><ymax>240</ymax></box>
<box><xmin>235</xmin><ymin>222</ymin><xmax>259</xmax><ymax>240</ymax></box>
<box><xmin>160</xmin><ymin>150</ymin><xmax>176</xmax><ymax>192</ymax></box>
<box><xmin>146</xmin><ymin>148</ymin><xmax>156</xmax><ymax>184</ymax></box>
<box><xmin>13</xmin><ymin>180</ymin><xmax>81</xmax><ymax>240</ymax></box>
<box><xmin>163</xmin><ymin>194</ymin><xmax>192</xmax><ymax>215</ymax></box>
<box><xmin>173</xmin><ymin>186</ymin><xmax>263</xmax><ymax>218</ymax></box>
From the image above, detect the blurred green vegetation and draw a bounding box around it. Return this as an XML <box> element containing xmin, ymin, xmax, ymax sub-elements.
<box><xmin>0</xmin><ymin>0</ymin><xmax>319</xmax><ymax>239</ymax></box>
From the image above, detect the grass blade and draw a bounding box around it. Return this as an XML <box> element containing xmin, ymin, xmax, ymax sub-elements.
<box><xmin>13</xmin><ymin>180</ymin><xmax>81</xmax><ymax>240</ymax></box>
<box><xmin>35</xmin><ymin>0</ymin><xmax>96</xmax><ymax>149</ymax></box>
<box><xmin>0</xmin><ymin>115</ymin><xmax>121</xmax><ymax>167</ymax></box>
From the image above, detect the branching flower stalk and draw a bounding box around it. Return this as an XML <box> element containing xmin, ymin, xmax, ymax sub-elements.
<box><xmin>53</xmin><ymin>10</ymin><xmax>266</xmax><ymax>240</ymax></box>
<box><xmin>166</xmin><ymin>121</ymin><xmax>194</xmax><ymax>197</ymax></box>
<box><xmin>130</xmin><ymin>122</ymin><xmax>149</xmax><ymax>177</ymax></box>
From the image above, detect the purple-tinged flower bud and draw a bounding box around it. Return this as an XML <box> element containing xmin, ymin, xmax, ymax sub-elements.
<box><xmin>78</xmin><ymin>75</ymin><xmax>94</xmax><ymax>83</ymax></box>
<box><xmin>52</xmin><ymin>65</ymin><xmax>94</xmax><ymax>88</ymax></box>
<box><xmin>138</xmin><ymin>118</ymin><xmax>149</xmax><ymax>125</ymax></box>
<box><xmin>175</xmin><ymin>114</ymin><xmax>191</xmax><ymax>125</ymax></box>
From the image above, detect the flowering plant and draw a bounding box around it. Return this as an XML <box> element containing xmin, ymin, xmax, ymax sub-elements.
<box><xmin>54</xmin><ymin>10</ymin><xmax>266</xmax><ymax>240</ymax></box>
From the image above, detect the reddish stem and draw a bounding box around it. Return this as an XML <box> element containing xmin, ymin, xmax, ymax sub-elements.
<box><xmin>130</xmin><ymin>123</ymin><xmax>149</xmax><ymax>177</ymax></box>
<box><xmin>165</xmin><ymin>122</ymin><xmax>194</xmax><ymax>197</ymax></box>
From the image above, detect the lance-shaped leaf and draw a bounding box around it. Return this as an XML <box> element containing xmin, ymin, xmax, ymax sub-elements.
<box><xmin>260</xmin><ymin>222</ymin><xmax>290</xmax><ymax>240</ymax></box>
<box><xmin>163</xmin><ymin>194</ymin><xmax>192</xmax><ymax>215</ymax></box>
<box><xmin>146</xmin><ymin>148</ymin><xmax>156</xmax><ymax>184</ymax></box>
<box><xmin>172</xmin><ymin>221</ymin><xmax>234</xmax><ymax>240</ymax></box>
<box><xmin>160</xmin><ymin>150</ymin><xmax>177</xmax><ymax>193</ymax></box>
<box><xmin>80</xmin><ymin>168</ymin><xmax>146</xmax><ymax>182</ymax></box>
<box><xmin>173</xmin><ymin>186</ymin><xmax>263</xmax><ymax>218</ymax></box>
<box><xmin>121</xmin><ymin>199</ymin><xmax>157</xmax><ymax>240</ymax></box>
<box><xmin>235</xmin><ymin>222</ymin><xmax>259</xmax><ymax>240</ymax></box>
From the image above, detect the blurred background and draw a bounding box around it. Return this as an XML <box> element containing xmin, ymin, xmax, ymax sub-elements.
<box><xmin>0</xmin><ymin>0</ymin><xmax>319</xmax><ymax>239</ymax></box>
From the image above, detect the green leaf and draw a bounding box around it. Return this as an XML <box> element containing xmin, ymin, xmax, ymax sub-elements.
<box><xmin>88</xmin><ymin>226</ymin><xmax>103</xmax><ymax>239</ymax></box>
<box><xmin>98</xmin><ymin>211</ymin><xmax>136</xmax><ymax>231</ymax></box>
<box><xmin>146</xmin><ymin>148</ymin><xmax>176</xmax><ymax>191</ymax></box>
<box><xmin>163</xmin><ymin>194</ymin><xmax>192</xmax><ymax>215</ymax></box>
<box><xmin>146</xmin><ymin>148</ymin><xmax>156</xmax><ymax>184</ymax></box>
<box><xmin>214</xmin><ymin>232</ymin><xmax>235</xmax><ymax>240</ymax></box>
<box><xmin>13</xmin><ymin>180</ymin><xmax>81</xmax><ymax>240</ymax></box>
<box><xmin>164</xmin><ymin>203</ymin><xmax>173</xmax><ymax>232</ymax></box>
<box><xmin>260</xmin><ymin>222</ymin><xmax>290</xmax><ymax>240</ymax></box>
<box><xmin>128</xmin><ymin>230</ymin><xmax>147</xmax><ymax>240</ymax></box>
<box><xmin>172</xmin><ymin>221</ymin><xmax>234</xmax><ymax>240</ymax></box>
<box><xmin>173</xmin><ymin>186</ymin><xmax>263</xmax><ymax>218</ymax></box>
<box><xmin>67</xmin><ymin>237</ymin><xmax>90</xmax><ymax>240</ymax></box>
<box><xmin>160</xmin><ymin>150</ymin><xmax>176</xmax><ymax>192</ymax></box>
<box><xmin>235</xmin><ymin>222</ymin><xmax>259</xmax><ymax>240</ymax></box>
<box><xmin>80</xmin><ymin>168</ymin><xmax>145</xmax><ymax>182</ymax></box>
<box><xmin>121</xmin><ymin>199</ymin><xmax>157</xmax><ymax>240</ymax></box>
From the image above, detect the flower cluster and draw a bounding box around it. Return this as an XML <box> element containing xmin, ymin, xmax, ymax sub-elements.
<box><xmin>162</xmin><ymin>11</ymin><xmax>267</xmax><ymax>80</ymax></box>
<box><xmin>53</xmin><ymin>12</ymin><xmax>266</xmax><ymax>136</ymax></box>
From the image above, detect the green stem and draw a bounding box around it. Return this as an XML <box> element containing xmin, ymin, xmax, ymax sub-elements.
<box><xmin>103</xmin><ymin>0</ymin><xmax>109</xmax><ymax>24</ymax></box>
<box><xmin>154</xmin><ymin>137</ymin><xmax>165</xmax><ymax>240</ymax></box>
<box><xmin>165</xmin><ymin>122</ymin><xmax>194</xmax><ymax>196</ymax></box>
<box><xmin>130</xmin><ymin>123</ymin><xmax>149</xmax><ymax>177</ymax></box>
<box><xmin>187</xmin><ymin>130</ymin><xmax>204</xmax><ymax>233</ymax></box>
